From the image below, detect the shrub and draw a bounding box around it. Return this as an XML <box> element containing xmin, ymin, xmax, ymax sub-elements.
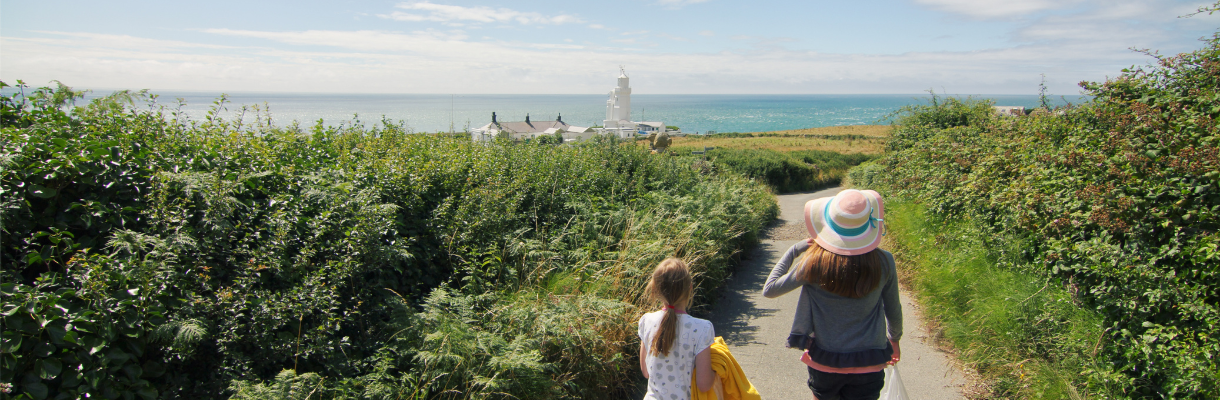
<box><xmin>852</xmin><ymin>30</ymin><xmax>1220</xmax><ymax>399</ymax></box>
<box><xmin>0</xmin><ymin>83</ymin><xmax>778</xmax><ymax>399</ymax></box>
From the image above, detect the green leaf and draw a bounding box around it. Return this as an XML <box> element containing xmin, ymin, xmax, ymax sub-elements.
<box><xmin>40</xmin><ymin>358</ymin><xmax>62</xmax><ymax>379</ymax></box>
<box><xmin>33</xmin><ymin>342</ymin><xmax>55</xmax><ymax>358</ymax></box>
<box><xmin>81</xmin><ymin>336</ymin><xmax>105</xmax><ymax>355</ymax></box>
<box><xmin>46</xmin><ymin>323</ymin><xmax>67</xmax><ymax>343</ymax></box>
<box><xmin>122</xmin><ymin>363</ymin><xmax>143</xmax><ymax>379</ymax></box>
<box><xmin>141</xmin><ymin>360</ymin><xmax>166</xmax><ymax>378</ymax></box>
<box><xmin>1</xmin><ymin>331</ymin><xmax>20</xmax><ymax>352</ymax></box>
<box><xmin>29</xmin><ymin>184</ymin><xmax>57</xmax><ymax>199</ymax></box>
<box><xmin>136</xmin><ymin>387</ymin><xmax>158</xmax><ymax>400</ymax></box>
<box><xmin>61</xmin><ymin>330</ymin><xmax>79</xmax><ymax>345</ymax></box>
<box><xmin>105</xmin><ymin>347</ymin><xmax>129</xmax><ymax>363</ymax></box>
<box><xmin>62</xmin><ymin>370</ymin><xmax>82</xmax><ymax>387</ymax></box>
<box><xmin>24</xmin><ymin>382</ymin><xmax>49</xmax><ymax>400</ymax></box>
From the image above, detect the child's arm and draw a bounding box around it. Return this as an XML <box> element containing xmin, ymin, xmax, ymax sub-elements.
<box><xmin>639</xmin><ymin>342</ymin><xmax>649</xmax><ymax>379</ymax></box>
<box><xmin>694</xmin><ymin>347</ymin><xmax>714</xmax><ymax>392</ymax></box>
<box><xmin>762</xmin><ymin>240</ymin><xmax>811</xmax><ymax>298</ymax></box>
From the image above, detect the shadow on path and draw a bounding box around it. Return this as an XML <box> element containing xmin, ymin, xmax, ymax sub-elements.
<box><xmin>709</xmin><ymin>241</ymin><xmax>782</xmax><ymax>346</ymax></box>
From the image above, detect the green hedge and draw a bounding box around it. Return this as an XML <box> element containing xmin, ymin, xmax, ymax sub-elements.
<box><xmin>703</xmin><ymin>148</ymin><xmax>872</xmax><ymax>193</ymax></box>
<box><xmin>848</xmin><ymin>31</ymin><xmax>1219</xmax><ymax>399</ymax></box>
<box><xmin>0</xmin><ymin>83</ymin><xmax>778</xmax><ymax>399</ymax></box>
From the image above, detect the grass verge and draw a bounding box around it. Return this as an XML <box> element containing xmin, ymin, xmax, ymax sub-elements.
<box><xmin>883</xmin><ymin>200</ymin><xmax>1124</xmax><ymax>399</ymax></box>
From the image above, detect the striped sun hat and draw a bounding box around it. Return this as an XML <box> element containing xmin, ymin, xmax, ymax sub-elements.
<box><xmin>804</xmin><ymin>189</ymin><xmax>885</xmax><ymax>255</ymax></box>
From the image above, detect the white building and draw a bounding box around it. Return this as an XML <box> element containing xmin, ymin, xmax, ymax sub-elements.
<box><xmin>470</xmin><ymin>113</ymin><xmax>594</xmax><ymax>143</ymax></box>
<box><xmin>470</xmin><ymin>68</ymin><xmax>665</xmax><ymax>142</ymax></box>
<box><xmin>994</xmin><ymin>106</ymin><xmax>1026</xmax><ymax>116</ymax></box>
<box><xmin>599</xmin><ymin>67</ymin><xmax>664</xmax><ymax>138</ymax></box>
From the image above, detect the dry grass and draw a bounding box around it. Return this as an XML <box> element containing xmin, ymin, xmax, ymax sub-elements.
<box><xmin>760</xmin><ymin>125</ymin><xmax>893</xmax><ymax>138</ymax></box>
<box><xmin>669</xmin><ymin>125</ymin><xmax>892</xmax><ymax>155</ymax></box>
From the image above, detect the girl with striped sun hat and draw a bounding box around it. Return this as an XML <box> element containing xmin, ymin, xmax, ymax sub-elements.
<box><xmin>762</xmin><ymin>189</ymin><xmax>903</xmax><ymax>400</ymax></box>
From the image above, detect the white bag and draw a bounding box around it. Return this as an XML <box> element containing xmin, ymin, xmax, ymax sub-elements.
<box><xmin>880</xmin><ymin>365</ymin><xmax>910</xmax><ymax>400</ymax></box>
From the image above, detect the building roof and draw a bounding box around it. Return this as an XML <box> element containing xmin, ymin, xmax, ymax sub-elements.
<box><xmin>495</xmin><ymin>120</ymin><xmax>570</xmax><ymax>133</ymax></box>
<box><xmin>474</xmin><ymin>119</ymin><xmax>572</xmax><ymax>135</ymax></box>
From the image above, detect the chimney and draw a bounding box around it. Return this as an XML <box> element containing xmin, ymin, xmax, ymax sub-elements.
<box><xmin>557</xmin><ymin>113</ymin><xmax>563</xmax><ymax>123</ymax></box>
<box><xmin>492</xmin><ymin>112</ymin><xmax>497</xmax><ymax>123</ymax></box>
<box><xmin>525</xmin><ymin>114</ymin><xmax>531</xmax><ymax>125</ymax></box>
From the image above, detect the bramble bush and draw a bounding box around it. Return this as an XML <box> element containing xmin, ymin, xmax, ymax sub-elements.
<box><xmin>849</xmin><ymin>28</ymin><xmax>1219</xmax><ymax>399</ymax></box>
<box><xmin>0</xmin><ymin>81</ymin><xmax>777</xmax><ymax>399</ymax></box>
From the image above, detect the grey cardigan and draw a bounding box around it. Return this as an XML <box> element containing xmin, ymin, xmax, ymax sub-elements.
<box><xmin>762</xmin><ymin>240</ymin><xmax>903</xmax><ymax>368</ymax></box>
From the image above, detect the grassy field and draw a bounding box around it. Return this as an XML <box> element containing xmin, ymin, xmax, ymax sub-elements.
<box><xmin>669</xmin><ymin>125</ymin><xmax>890</xmax><ymax>155</ymax></box>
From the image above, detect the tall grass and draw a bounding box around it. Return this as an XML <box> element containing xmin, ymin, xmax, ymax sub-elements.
<box><xmin>694</xmin><ymin>148</ymin><xmax>873</xmax><ymax>193</ymax></box>
<box><xmin>882</xmin><ymin>201</ymin><xmax>1115</xmax><ymax>399</ymax></box>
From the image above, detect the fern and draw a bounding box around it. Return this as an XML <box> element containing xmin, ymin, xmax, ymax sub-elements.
<box><xmin>152</xmin><ymin>318</ymin><xmax>208</xmax><ymax>354</ymax></box>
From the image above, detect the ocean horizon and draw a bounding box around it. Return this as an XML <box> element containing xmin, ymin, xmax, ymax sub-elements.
<box><xmin>14</xmin><ymin>89</ymin><xmax>1088</xmax><ymax>134</ymax></box>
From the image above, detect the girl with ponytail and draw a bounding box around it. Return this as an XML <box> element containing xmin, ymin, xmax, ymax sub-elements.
<box><xmin>638</xmin><ymin>258</ymin><xmax>715</xmax><ymax>400</ymax></box>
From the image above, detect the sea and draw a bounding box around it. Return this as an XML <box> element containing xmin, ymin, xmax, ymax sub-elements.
<box><xmin>31</xmin><ymin>91</ymin><xmax>1086</xmax><ymax>134</ymax></box>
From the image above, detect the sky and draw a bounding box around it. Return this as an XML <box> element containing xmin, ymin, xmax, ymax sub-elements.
<box><xmin>1</xmin><ymin>0</ymin><xmax>1217</xmax><ymax>95</ymax></box>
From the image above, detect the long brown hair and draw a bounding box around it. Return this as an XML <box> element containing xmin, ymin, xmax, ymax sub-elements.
<box><xmin>798</xmin><ymin>242</ymin><xmax>884</xmax><ymax>298</ymax></box>
<box><xmin>645</xmin><ymin>258</ymin><xmax>693</xmax><ymax>357</ymax></box>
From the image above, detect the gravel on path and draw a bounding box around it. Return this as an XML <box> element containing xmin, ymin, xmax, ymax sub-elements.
<box><xmin>708</xmin><ymin>187</ymin><xmax>970</xmax><ymax>400</ymax></box>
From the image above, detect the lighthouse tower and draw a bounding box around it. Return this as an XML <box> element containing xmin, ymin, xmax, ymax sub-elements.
<box><xmin>604</xmin><ymin>66</ymin><xmax>632</xmax><ymax>137</ymax></box>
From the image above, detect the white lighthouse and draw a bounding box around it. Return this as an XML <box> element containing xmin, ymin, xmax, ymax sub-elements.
<box><xmin>603</xmin><ymin>66</ymin><xmax>633</xmax><ymax>137</ymax></box>
<box><xmin>596</xmin><ymin>67</ymin><xmax>665</xmax><ymax>139</ymax></box>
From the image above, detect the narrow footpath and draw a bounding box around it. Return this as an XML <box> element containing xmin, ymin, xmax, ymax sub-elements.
<box><xmin>709</xmin><ymin>187</ymin><xmax>970</xmax><ymax>399</ymax></box>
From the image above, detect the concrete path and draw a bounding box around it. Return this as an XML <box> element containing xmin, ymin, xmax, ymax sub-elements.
<box><xmin>709</xmin><ymin>187</ymin><xmax>970</xmax><ymax>399</ymax></box>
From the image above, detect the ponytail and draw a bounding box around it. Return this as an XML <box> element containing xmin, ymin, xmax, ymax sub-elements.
<box><xmin>653</xmin><ymin>307</ymin><xmax>679</xmax><ymax>357</ymax></box>
<box><xmin>646</xmin><ymin>258</ymin><xmax>692</xmax><ymax>357</ymax></box>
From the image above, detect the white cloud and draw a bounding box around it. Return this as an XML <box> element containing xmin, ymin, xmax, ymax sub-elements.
<box><xmin>913</xmin><ymin>0</ymin><xmax>1208</xmax><ymax>21</ymax></box>
<box><xmin>0</xmin><ymin>27</ymin><xmax>1164</xmax><ymax>95</ymax></box>
<box><xmin>25</xmin><ymin>31</ymin><xmax>237</xmax><ymax>51</ymax></box>
<box><xmin>529</xmin><ymin>43</ymin><xmax>584</xmax><ymax>49</ymax></box>
<box><xmin>380</xmin><ymin>2</ymin><xmax>582</xmax><ymax>26</ymax></box>
<box><xmin>204</xmin><ymin>28</ymin><xmax>473</xmax><ymax>51</ymax></box>
<box><xmin>4</xmin><ymin>0</ymin><xmax>1215</xmax><ymax>96</ymax></box>
<box><xmin>913</xmin><ymin>0</ymin><xmax>1075</xmax><ymax>19</ymax></box>
<box><xmin>658</xmin><ymin>33</ymin><xmax>691</xmax><ymax>42</ymax></box>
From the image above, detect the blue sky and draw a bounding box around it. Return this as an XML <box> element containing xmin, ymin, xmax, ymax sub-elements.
<box><xmin>2</xmin><ymin>0</ymin><xmax>1217</xmax><ymax>94</ymax></box>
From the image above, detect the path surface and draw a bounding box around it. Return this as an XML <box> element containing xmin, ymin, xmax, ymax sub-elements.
<box><xmin>709</xmin><ymin>187</ymin><xmax>970</xmax><ymax>399</ymax></box>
